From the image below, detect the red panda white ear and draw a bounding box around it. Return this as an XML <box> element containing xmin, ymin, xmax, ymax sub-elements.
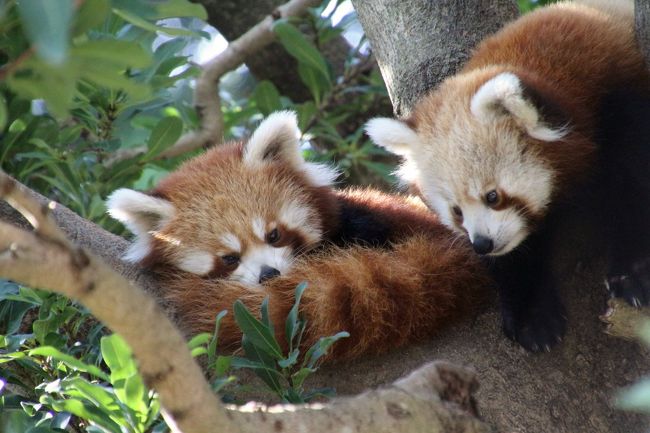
<box><xmin>365</xmin><ymin>118</ymin><xmax>420</xmax><ymax>158</ymax></box>
<box><xmin>106</xmin><ymin>188</ymin><xmax>175</xmax><ymax>263</ymax></box>
<box><xmin>470</xmin><ymin>72</ymin><xmax>567</xmax><ymax>142</ymax></box>
<box><xmin>243</xmin><ymin>111</ymin><xmax>338</xmax><ymax>187</ymax></box>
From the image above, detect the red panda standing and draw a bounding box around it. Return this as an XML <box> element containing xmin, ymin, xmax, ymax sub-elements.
<box><xmin>366</xmin><ymin>0</ymin><xmax>650</xmax><ymax>352</ymax></box>
<box><xmin>107</xmin><ymin>112</ymin><xmax>490</xmax><ymax>360</ymax></box>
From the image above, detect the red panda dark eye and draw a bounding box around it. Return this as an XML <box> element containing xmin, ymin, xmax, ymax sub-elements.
<box><xmin>485</xmin><ymin>190</ymin><xmax>499</xmax><ymax>206</ymax></box>
<box><xmin>267</xmin><ymin>228</ymin><xmax>280</xmax><ymax>244</ymax></box>
<box><xmin>222</xmin><ymin>255</ymin><xmax>240</xmax><ymax>267</ymax></box>
<box><xmin>452</xmin><ymin>206</ymin><xmax>463</xmax><ymax>217</ymax></box>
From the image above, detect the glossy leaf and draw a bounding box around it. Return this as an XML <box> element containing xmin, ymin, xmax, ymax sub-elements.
<box><xmin>144</xmin><ymin>116</ymin><xmax>183</xmax><ymax>159</ymax></box>
<box><xmin>28</xmin><ymin>347</ymin><xmax>109</xmax><ymax>381</ymax></box>
<box><xmin>71</xmin><ymin>40</ymin><xmax>152</xmax><ymax>69</ymax></box>
<box><xmin>17</xmin><ymin>0</ymin><xmax>73</xmax><ymax>65</ymax></box>
<box><xmin>253</xmin><ymin>81</ymin><xmax>282</xmax><ymax>116</ymax></box>
<box><xmin>273</xmin><ymin>20</ymin><xmax>330</xmax><ymax>84</ymax></box>
<box><xmin>101</xmin><ymin>334</ymin><xmax>136</xmax><ymax>380</ymax></box>
<box><xmin>233</xmin><ymin>300</ymin><xmax>283</xmax><ymax>360</ymax></box>
<box><xmin>155</xmin><ymin>0</ymin><xmax>208</xmax><ymax>20</ymax></box>
<box><xmin>285</xmin><ymin>282</ymin><xmax>307</xmax><ymax>350</ymax></box>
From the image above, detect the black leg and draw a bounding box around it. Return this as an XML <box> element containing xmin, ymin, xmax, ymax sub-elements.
<box><xmin>597</xmin><ymin>91</ymin><xmax>650</xmax><ymax>306</ymax></box>
<box><xmin>487</xmin><ymin>225</ymin><xmax>567</xmax><ymax>352</ymax></box>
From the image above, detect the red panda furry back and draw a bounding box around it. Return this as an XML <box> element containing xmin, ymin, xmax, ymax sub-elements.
<box><xmin>108</xmin><ymin>112</ymin><xmax>490</xmax><ymax>361</ymax></box>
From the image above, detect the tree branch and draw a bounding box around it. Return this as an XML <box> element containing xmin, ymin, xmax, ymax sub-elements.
<box><xmin>106</xmin><ymin>0</ymin><xmax>322</xmax><ymax>167</ymax></box>
<box><xmin>351</xmin><ymin>0</ymin><xmax>518</xmax><ymax>117</ymax></box>
<box><xmin>0</xmin><ymin>169</ymin><xmax>491</xmax><ymax>433</ymax></box>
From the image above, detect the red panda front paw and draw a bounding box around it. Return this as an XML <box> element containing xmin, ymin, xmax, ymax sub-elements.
<box><xmin>502</xmin><ymin>302</ymin><xmax>567</xmax><ymax>352</ymax></box>
<box><xmin>607</xmin><ymin>257</ymin><xmax>650</xmax><ymax>307</ymax></box>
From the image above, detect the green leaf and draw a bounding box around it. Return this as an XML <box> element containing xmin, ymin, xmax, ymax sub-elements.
<box><xmin>301</xmin><ymin>387</ymin><xmax>336</xmax><ymax>401</ymax></box>
<box><xmin>190</xmin><ymin>347</ymin><xmax>208</xmax><ymax>357</ymax></box>
<box><xmin>72</xmin><ymin>0</ymin><xmax>111</xmax><ymax>36</ymax></box>
<box><xmin>71</xmin><ymin>40</ymin><xmax>152</xmax><ymax>69</ymax></box>
<box><xmin>207</xmin><ymin>310</ymin><xmax>228</xmax><ymax>366</ymax></box>
<box><xmin>112</xmin><ymin>8</ymin><xmax>203</xmax><ymax>37</ymax></box>
<box><xmin>291</xmin><ymin>367</ymin><xmax>316</xmax><ymax>389</ymax></box>
<box><xmin>0</xmin><ymin>95</ymin><xmax>7</xmax><ymax>132</ymax></box>
<box><xmin>17</xmin><ymin>0</ymin><xmax>73</xmax><ymax>65</ymax></box>
<box><xmin>28</xmin><ymin>347</ymin><xmax>109</xmax><ymax>381</ymax></box>
<box><xmin>253</xmin><ymin>81</ymin><xmax>281</xmax><ymax>116</ymax></box>
<box><xmin>79</xmin><ymin>63</ymin><xmax>151</xmax><ymax>100</ymax></box>
<box><xmin>213</xmin><ymin>355</ymin><xmax>231</xmax><ymax>377</ymax></box>
<box><xmin>260</xmin><ymin>297</ymin><xmax>274</xmax><ymax>335</ymax></box>
<box><xmin>304</xmin><ymin>331</ymin><xmax>349</xmax><ymax>369</ymax></box>
<box><xmin>277</xmin><ymin>349</ymin><xmax>299</xmax><ymax>369</ymax></box>
<box><xmin>233</xmin><ymin>300</ymin><xmax>283</xmax><ymax>360</ymax></box>
<box><xmin>155</xmin><ymin>0</ymin><xmax>208</xmax><ymax>20</ymax></box>
<box><xmin>273</xmin><ymin>20</ymin><xmax>330</xmax><ymax>84</ymax></box>
<box><xmin>122</xmin><ymin>374</ymin><xmax>147</xmax><ymax>416</ymax></box>
<box><xmin>285</xmin><ymin>282</ymin><xmax>308</xmax><ymax>351</ymax></box>
<box><xmin>298</xmin><ymin>63</ymin><xmax>330</xmax><ymax>103</ymax></box>
<box><xmin>143</xmin><ymin>116</ymin><xmax>183</xmax><ymax>159</ymax></box>
<box><xmin>101</xmin><ymin>334</ymin><xmax>136</xmax><ymax>380</ymax></box>
<box><xmin>187</xmin><ymin>333</ymin><xmax>211</xmax><ymax>350</ymax></box>
<box><xmin>617</xmin><ymin>378</ymin><xmax>650</xmax><ymax>413</ymax></box>
<box><xmin>211</xmin><ymin>375</ymin><xmax>236</xmax><ymax>393</ymax></box>
<box><xmin>8</xmin><ymin>59</ymin><xmax>77</xmax><ymax>117</ymax></box>
<box><xmin>232</xmin><ymin>348</ymin><xmax>284</xmax><ymax>395</ymax></box>
<box><xmin>59</xmin><ymin>376</ymin><xmax>120</xmax><ymax>413</ymax></box>
<box><xmin>296</xmin><ymin>101</ymin><xmax>317</xmax><ymax>131</ymax></box>
<box><xmin>40</xmin><ymin>395</ymin><xmax>123</xmax><ymax>433</ymax></box>
<box><xmin>0</xmin><ymin>300</ymin><xmax>33</xmax><ymax>335</ymax></box>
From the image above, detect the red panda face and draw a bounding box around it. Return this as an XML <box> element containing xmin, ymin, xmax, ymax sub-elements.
<box><xmin>108</xmin><ymin>112</ymin><xmax>339</xmax><ymax>286</ymax></box>
<box><xmin>367</xmin><ymin>69</ymin><xmax>563</xmax><ymax>255</ymax></box>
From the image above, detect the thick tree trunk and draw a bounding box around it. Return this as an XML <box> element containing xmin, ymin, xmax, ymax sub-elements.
<box><xmin>198</xmin><ymin>0</ymin><xmax>349</xmax><ymax>102</ymax></box>
<box><xmin>351</xmin><ymin>0</ymin><xmax>518</xmax><ymax>117</ymax></box>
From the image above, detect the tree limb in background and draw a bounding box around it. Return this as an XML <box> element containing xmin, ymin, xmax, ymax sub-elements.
<box><xmin>200</xmin><ymin>0</ymin><xmax>344</xmax><ymax>102</ymax></box>
<box><xmin>106</xmin><ymin>0</ymin><xmax>322</xmax><ymax>167</ymax></box>
<box><xmin>351</xmin><ymin>0</ymin><xmax>518</xmax><ymax>117</ymax></box>
<box><xmin>0</xmin><ymin>168</ymin><xmax>492</xmax><ymax>433</ymax></box>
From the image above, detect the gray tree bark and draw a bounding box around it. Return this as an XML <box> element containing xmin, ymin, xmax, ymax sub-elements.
<box><xmin>351</xmin><ymin>0</ymin><xmax>518</xmax><ymax>117</ymax></box>
<box><xmin>637</xmin><ymin>0</ymin><xmax>650</xmax><ymax>68</ymax></box>
<box><xmin>198</xmin><ymin>0</ymin><xmax>350</xmax><ymax>102</ymax></box>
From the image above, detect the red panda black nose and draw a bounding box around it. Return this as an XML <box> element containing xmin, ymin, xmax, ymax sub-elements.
<box><xmin>472</xmin><ymin>235</ymin><xmax>494</xmax><ymax>255</ymax></box>
<box><xmin>259</xmin><ymin>265</ymin><xmax>281</xmax><ymax>284</ymax></box>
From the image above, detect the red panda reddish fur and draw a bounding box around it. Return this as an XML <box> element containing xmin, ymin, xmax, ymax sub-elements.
<box><xmin>162</xmin><ymin>215</ymin><xmax>485</xmax><ymax>361</ymax></box>
<box><xmin>108</xmin><ymin>112</ymin><xmax>490</xmax><ymax>361</ymax></box>
<box><xmin>365</xmin><ymin>0</ymin><xmax>650</xmax><ymax>352</ymax></box>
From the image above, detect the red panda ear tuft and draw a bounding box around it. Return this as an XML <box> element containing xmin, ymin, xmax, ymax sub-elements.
<box><xmin>470</xmin><ymin>72</ymin><xmax>568</xmax><ymax>142</ymax></box>
<box><xmin>106</xmin><ymin>188</ymin><xmax>175</xmax><ymax>263</ymax></box>
<box><xmin>365</xmin><ymin>117</ymin><xmax>420</xmax><ymax>158</ymax></box>
<box><xmin>243</xmin><ymin>111</ymin><xmax>301</xmax><ymax>165</ymax></box>
<box><xmin>243</xmin><ymin>111</ymin><xmax>339</xmax><ymax>187</ymax></box>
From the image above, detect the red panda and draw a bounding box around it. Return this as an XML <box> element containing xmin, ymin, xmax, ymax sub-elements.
<box><xmin>366</xmin><ymin>0</ymin><xmax>650</xmax><ymax>352</ymax></box>
<box><xmin>107</xmin><ymin>112</ymin><xmax>490</xmax><ymax>360</ymax></box>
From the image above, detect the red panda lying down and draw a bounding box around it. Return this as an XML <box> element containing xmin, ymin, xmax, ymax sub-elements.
<box><xmin>107</xmin><ymin>112</ymin><xmax>490</xmax><ymax>360</ymax></box>
<box><xmin>366</xmin><ymin>0</ymin><xmax>650</xmax><ymax>352</ymax></box>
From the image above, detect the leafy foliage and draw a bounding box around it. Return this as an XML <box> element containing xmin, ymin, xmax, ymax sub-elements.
<box><xmin>0</xmin><ymin>280</ymin><xmax>346</xmax><ymax>431</ymax></box>
<box><xmin>231</xmin><ymin>283</ymin><xmax>348</xmax><ymax>403</ymax></box>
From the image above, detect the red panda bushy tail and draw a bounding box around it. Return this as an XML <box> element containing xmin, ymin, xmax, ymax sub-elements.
<box><xmin>162</xmin><ymin>233</ymin><xmax>490</xmax><ymax>361</ymax></box>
